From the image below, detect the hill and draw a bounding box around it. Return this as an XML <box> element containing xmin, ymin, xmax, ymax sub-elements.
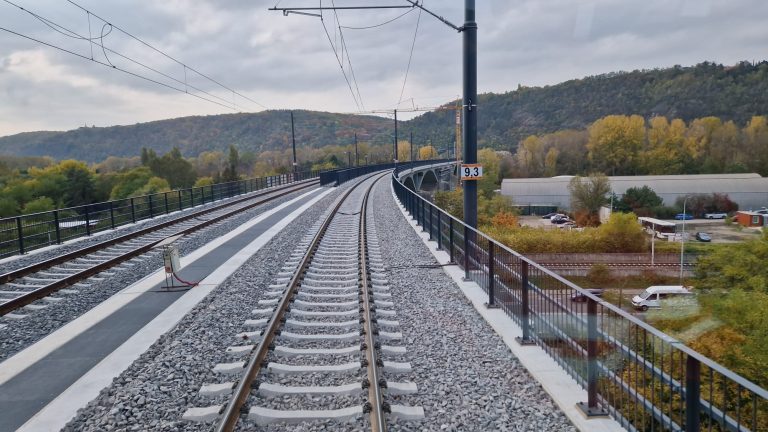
<box><xmin>2</xmin><ymin>61</ymin><xmax>768</xmax><ymax>161</ymax></box>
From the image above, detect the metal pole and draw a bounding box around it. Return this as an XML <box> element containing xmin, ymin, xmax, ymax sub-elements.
<box><xmin>411</xmin><ymin>131</ymin><xmax>414</xmax><ymax>163</ymax></box>
<box><xmin>680</xmin><ymin>197</ymin><xmax>688</xmax><ymax>283</ymax></box>
<box><xmin>291</xmin><ymin>111</ymin><xmax>298</xmax><ymax>173</ymax></box>
<box><xmin>354</xmin><ymin>133</ymin><xmax>359</xmax><ymax>167</ymax></box>
<box><xmin>487</xmin><ymin>242</ymin><xmax>496</xmax><ymax>307</ymax></box>
<box><xmin>463</xmin><ymin>0</ymin><xmax>478</xmax><ymax>229</ymax></box>
<box><xmin>577</xmin><ymin>297</ymin><xmax>606</xmax><ymax>417</ymax></box>
<box><xmin>394</xmin><ymin>109</ymin><xmax>399</xmax><ymax>163</ymax></box>
<box><xmin>16</xmin><ymin>216</ymin><xmax>25</xmax><ymax>255</ymax></box>
<box><xmin>685</xmin><ymin>356</ymin><xmax>701</xmax><ymax>432</ymax></box>
<box><xmin>516</xmin><ymin>260</ymin><xmax>534</xmax><ymax>345</ymax></box>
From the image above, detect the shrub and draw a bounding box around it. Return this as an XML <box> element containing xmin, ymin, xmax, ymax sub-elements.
<box><xmin>587</xmin><ymin>264</ymin><xmax>613</xmax><ymax>285</ymax></box>
<box><xmin>490</xmin><ymin>211</ymin><xmax>519</xmax><ymax>229</ymax></box>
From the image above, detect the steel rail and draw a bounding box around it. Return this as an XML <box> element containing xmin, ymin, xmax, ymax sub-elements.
<box><xmin>0</xmin><ymin>180</ymin><xmax>319</xmax><ymax>316</ymax></box>
<box><xmin>214</xmin><ymin>171</ymin><xmax>389</xmax><ymax>432</ymax></box>
<box><xmin>360</xmin><ymin>174</ymin><xmax>387</xmax><ymax>431</ymax></box>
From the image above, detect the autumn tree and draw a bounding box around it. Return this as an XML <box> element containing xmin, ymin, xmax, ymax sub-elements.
<box><xmin>568</xmin><ymin>173</ymin><xmax>611</xmax><ymax>217</ymax></box>
<box><xmin>642</xmin><ymin>117</ymin><xmax>686</xmax><ymax>174</ymax></box>
<box><xmin>587</xmin><ymin>115</ymin><xmax>645</xmax><ymax>175</ymax></box>
<box><xmin>221</xmin><ymin>145</ymin><xmax>240</xmax><ymax>182</ymax></box>
<box><xmin>418</xmin><ymin>145</ymin><xmax>438</xmax><ymax>160</ymax></box>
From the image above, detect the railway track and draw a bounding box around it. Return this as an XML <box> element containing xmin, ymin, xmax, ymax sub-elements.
<box><xmin>0</xmin><ymin>179</ymin><xmax>319</xmax><ymax>317</ymax></box>
<box><xmin>183</xmin><ymin>172</ymin><xmax>423</xmax><ymax>431</ymax></box>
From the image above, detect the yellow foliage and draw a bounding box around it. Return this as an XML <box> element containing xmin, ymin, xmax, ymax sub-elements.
<box><xmin>490</xmin><ymin>211</ymin><xmax>518</xmax><ymax>229</ymax></box>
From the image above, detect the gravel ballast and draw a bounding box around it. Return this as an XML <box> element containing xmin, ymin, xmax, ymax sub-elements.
<box><xmin>369</xmin><ymin>178</ymin><xmax>576</xmax><ymax>431</ymax></box>
<box><xmin>0</xmin><ymin>185</ymin><xmax>317</xmax><ymax>362</ymax></box>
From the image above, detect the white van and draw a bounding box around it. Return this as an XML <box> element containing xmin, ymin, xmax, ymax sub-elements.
<box><xmin>632</xmin><ymin>286</ymin><xmax>692</xmax><ymax>311</ymax></box>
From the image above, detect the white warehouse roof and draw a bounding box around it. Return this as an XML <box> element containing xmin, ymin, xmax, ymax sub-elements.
<box><xmin>500</xmin><ymin>173</ymin><xmax>768</xmax><ymax>211</ymax></box>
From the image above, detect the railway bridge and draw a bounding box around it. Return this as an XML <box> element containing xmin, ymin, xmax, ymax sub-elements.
<box><xmin>0</xmin><ymin>162</ymin><xmax>764</xmax><ymax>432</ymax></box>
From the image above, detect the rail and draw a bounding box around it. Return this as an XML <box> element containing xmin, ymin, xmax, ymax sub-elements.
<box><xmin>392</xmin><ymin>166</ymin><xmax>767</xmax><ymax>432</ymax></box>
<box><xmin>0</xmin><ymin>170</ymin><xmax>320</xmax><ymax>260</ymax></box>
<box><xmin>215</xmin><ymin>171</ymin><xmax>388</xmax><ymax>431</ymax></box>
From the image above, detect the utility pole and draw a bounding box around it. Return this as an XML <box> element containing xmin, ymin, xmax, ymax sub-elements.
<box><xmin>463</xmin><ymin>0</ymin><xmax>478</xmax><ymax>229</ymax></box>
<box><xmin>410</xmin><ymin>131</ymin><xmax>414</xmax><ymax>164</ymax></box>
<box><xmin>394</xmin><ymin>109</ymin><xmax>399</xmax><ymax>163</ymax></box>
<box><xmin>354</xmin><ymin>133</ymin><xmax>359</xmax><ymax>167</ymax></box>
<box><xmin>290</xmin><ymin>111</ymin><xmax>297</xmax><ymax>173</ymax></box>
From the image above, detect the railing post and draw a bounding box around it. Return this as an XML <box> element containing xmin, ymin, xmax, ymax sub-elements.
<box><xmin>191</xmin><ymin>189</ymin><xmax>195</xmax><ymax>207</ymax></box>
<box><xmin>84</xmin><ymin>206</ymin><xmax>91</xmax><ymax>236</ymax></box>
<box><xmin>130</xmin><ymin>198</ymin><xmax>136</xmax><ymax>223</ymax></box>
<box><xmin>685</xmin><ymin>356</ymin><xmax>701</xmax><ymax>432</ymax></box>
<box><xmin>437</xmin><ymin>211</ymin><xmax>442</xmax><ymax>250</ymax></box>
<box><xmin>109</xmin><ymin>201</ymin><xmax>115</xmax><ymax>229</ymax></box>
<box><xmin>164</xmin><ymin>192</ymin><xmax>169</xmax><ymax>214</ymax></box>
<box><xmin>16</xmin><ymin>216</ymin><xmax>25</xmax><ymax>255</ymax></box>
<box><xmin>463</xmin><ymin>225</ymin><xmax>470</xmax><ymax>280</ymax></box>
<box><xmin>578</xmin><ymin>296</ymin><xmax>607</xmax><ymax>417</ymax></box>
<box><xmin>200</xmin><ymin>187</ymin><xmax>205</xmax><ymax>205</ymax></box>
<box><xmin>54</xmin><ymin>210</ymin><xmax>61</xmax><ymax>244</ymax></box>
<box><xmin>148</xmin><ymin>195</ymin><xmax>154</xmax><ymax>218</ymax></box>
<box><xmin>449</xmin><ymin>218</ymin><xmax>455</xmax><ymax>263</ymax></box>
<box><xmin>516</xmin><ymin>260</ymin><xmax>535</xmax><ymax>345</ymax></box>
<box><xmin>486</xmin><ymin>242</ymin><xmax>498</xmax><ymax>308</ymax></box>
<box><xmin>178</xmin><ymin>190</ymin><xmax>183</xmax><ymax>211</ymax></box>
<box><xmin>428</xmin><ymin>204</ymin><xmax>433</xmax><ymax>240</ymax></box>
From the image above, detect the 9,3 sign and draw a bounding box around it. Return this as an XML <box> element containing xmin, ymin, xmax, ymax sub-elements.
<box><xmin>460</xmin><ymin>164</ymin><xmax>483</xmax><ymax>180</ymax></box>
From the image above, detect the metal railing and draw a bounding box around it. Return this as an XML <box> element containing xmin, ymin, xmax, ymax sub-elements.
<box><xmin>0</xmin><ymin>171</ymin><xmax>319</xmax><ymax>260</ymax></box>
<box><xmin>319</xmin><ymin>159</ymin><xmax>452</xmax><ymax>186</ymax></box>
<box><xmin>392</xmin><ymin>168</ymin><xmax>768</xmax><ymax>432</ymax></box>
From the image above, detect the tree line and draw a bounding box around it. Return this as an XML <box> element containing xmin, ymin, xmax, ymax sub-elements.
<box><xmin>510</xmin><ymin>114</ymin><xmax>768</xmax><ymax>178</ymax></box>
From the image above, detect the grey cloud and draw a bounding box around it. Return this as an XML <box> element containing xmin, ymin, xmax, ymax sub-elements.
<box><xmin>1</xmin><ymin>0</ymin><xmax>767</xmax><ymax>136</ymax></box>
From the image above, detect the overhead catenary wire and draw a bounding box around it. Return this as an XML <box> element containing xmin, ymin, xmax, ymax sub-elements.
<box><xmin>397</xmin><ymin>1</ymin><xmax>423</xmax><ymax>106</ymax></box>
<box><xmin>0</xmin><ymin>25</ymin><xmax>238</xmax><ymax>111</ymax></box>
<box><xmin>64</xmin><ymin>0</ymin><xmax>268</xmax><ymax>110</ymax></box>
<box><xmin>340</xmin><ymin>7</ymin><xmax>415</xmax><ymax>30</ymax></box>
<box><xmin>0</xmin><ymin>1</ymin><xmax>247</xmax><ymax>111</ymax></box>
<box><xmin>331</xmin><ymin>0</ymin><xmax>364</xmax><ymax>110</ymax></box>
<box><xmin>319</xmin><ymin>1</ymin><xmax>363</xmax><ymax>111</ymax></box>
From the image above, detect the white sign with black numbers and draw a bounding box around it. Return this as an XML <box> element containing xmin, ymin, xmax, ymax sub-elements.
<box><xmin>460</xmin><ymin>164</ymin><xmax>483</xmax><ymax>180</ymax></box>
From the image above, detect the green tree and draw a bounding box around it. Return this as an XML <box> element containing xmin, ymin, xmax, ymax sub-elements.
<box><xmin>0</xmin><ymin>197</ymin><xmax>19</xmax><ymax>218</ymax></box>
<box><xmin>617</xmin><ymin>186</ymin><xmax>663</xmax><ymax>216</ymax></box>
<box><xmin>477</xmin><ymin>148</ymin><xmax>501</xmax><ymax>197</ymax></box>
<box><xmin>193</xmin><ymin>177</ymin><xmax>214</xmax><ymax>188</ymax></box>
<box><xmin>134</xmin><ymin>177</ymin><xmax>171</xmax><ymax>196</ymax></box>
<box><xmin>595</xmin><ymin>212</ymin><xmax>646</xmax><ymax>252</ymax></box>
<box><xmin>148</xmin><ymin>147</ymin><xmax>197</xmax><ymax>189</ymax></box>
<box><xmin>221</xmin><ymin>145</ymin><xmax>240</xmax><ymax>182</ymax></box>
<box><xmin>109</xmin><ymin>167</ymin><xmax>154</xmax><ymax>200</ymax></box>
<box><xmin>568</xmin><ymin>173</ymin><xmax>611</xmax><ymax>215</ymax></box>
<box><xmin>22</xmin><ymin>197</ymin><xmax>55</xmax><ymax>214</ymax></box>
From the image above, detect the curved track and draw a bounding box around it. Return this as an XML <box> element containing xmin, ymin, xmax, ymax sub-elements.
<box><xmin>0</xmin><ymin>179</ymin><xmax>319</xmax><ymax>316</ymax></box>
<box><xmin>184</xmin><ymin>172</ymin><xmax>423</xmax><ymax>431</ymax></box>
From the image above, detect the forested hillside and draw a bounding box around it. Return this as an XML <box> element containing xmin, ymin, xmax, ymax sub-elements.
<box><xmin>405</xmin><ymin>61</ymin><xmax>768</xmax><ymax>149</ymax></box>
<box><xmin>2</xmin><ymin>61</ymin><xmax>768</xmax><ymax>161</ymax></box>
<box><xmin>0</xmin><ymin>111</ymin><xmax>394</xmax><ymax>162</ymax></box>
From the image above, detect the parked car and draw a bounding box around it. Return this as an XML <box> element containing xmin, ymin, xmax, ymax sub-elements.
<box><xmin>558</xmin><ymin>221</ymin><xmax>578</xmax><ymax>229</ymax></box>
<box><xmin>541</xmin><ymin>212</ymin><xmax>559</xmax><ymax>219</ymax></box>
<box><xmin>632</xmin><ymin>286</ymin><xmax>693</xmax><ymax>311</ymax></box>
<box><xmin>674</xmin><ymin>213</ymin><xmax>693</xmax><ymax>220</ymax></box>
<box><xmin>695</xmin><ymin>232</ymin><xmax>711</xmax><ymax>242</ymax></box>
<box><xmin>571</xmin><ymin>288</ymin><xmax>604</xmax><ymax>302</ymax></box>
<box><xmin>551</xmin><ymin>215</ymin><xmax>571</xmax><ymax>224</ymax></box>
<box><xmin>704</xmin><ymin>212</ymin><xmax>727</xmax><ymax>219</ymax></box>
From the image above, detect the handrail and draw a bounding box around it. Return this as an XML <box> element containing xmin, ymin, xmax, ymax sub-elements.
<box><xmin>391</xmin><ymin>167</ymin><xmax>768</xmax><ymax>432</ymax></box>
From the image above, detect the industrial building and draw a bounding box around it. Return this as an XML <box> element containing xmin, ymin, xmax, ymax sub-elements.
<box><xmin>500</xmin><ymin>173</ymin><xmax>768</xmax><ymax>212</ymax></box>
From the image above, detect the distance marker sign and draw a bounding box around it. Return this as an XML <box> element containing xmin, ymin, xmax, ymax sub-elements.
<box><xmin>460</xmin><ymin>164</ymin><xmax>483</xmax><ymax>180</ymax></box>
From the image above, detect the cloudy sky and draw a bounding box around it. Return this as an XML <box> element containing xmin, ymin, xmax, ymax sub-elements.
<box><xmin>1</xmin><ymin>0</ymin><xmax>766</xmax><ymax>137</ymax></box>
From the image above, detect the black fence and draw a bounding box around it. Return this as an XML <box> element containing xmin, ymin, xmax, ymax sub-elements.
<box><xmin>393</xmin><ymin>166</ymin><xmax>767</xmax><ymax>432</ymax></box>
<box><xmin>319</xmin><ymin>159</ymin><xmax>452</xmax><ymax>186</ymax></box>
<box><xmin>0</xmin><ymin>171</ymin><xmax>318</xmax><ymax>260</ymax></box>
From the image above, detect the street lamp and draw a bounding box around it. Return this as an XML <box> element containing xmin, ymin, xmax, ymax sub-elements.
<box><xmin>679</xmin><ymin>195</ymin><xmax>690</xmax><ymax>283</ymax></box>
